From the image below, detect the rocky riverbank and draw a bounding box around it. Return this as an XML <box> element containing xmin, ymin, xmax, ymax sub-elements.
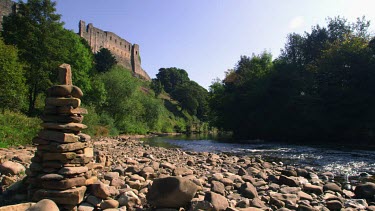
<box><xmin>1</xmin><ymin>136</ymin><xmax>375</xmax><ymax>210</ymax></box>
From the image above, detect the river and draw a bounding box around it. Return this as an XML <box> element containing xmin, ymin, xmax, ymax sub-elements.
<box><xmin>143</xmin><ymin>134</ymin><xmax>375</xmax><ymax>179</ymax></box>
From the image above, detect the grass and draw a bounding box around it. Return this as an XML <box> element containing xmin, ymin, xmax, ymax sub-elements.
<box><xmin>0</xmin><ymin>110</ymin><xmax>41</xmax><ymax>148</ymax></box>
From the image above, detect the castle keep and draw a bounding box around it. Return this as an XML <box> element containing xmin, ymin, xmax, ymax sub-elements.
<box><xmin>79</xmin><ymin>20</ymin><xmax>150</xmax><ymax>80</ymax></box>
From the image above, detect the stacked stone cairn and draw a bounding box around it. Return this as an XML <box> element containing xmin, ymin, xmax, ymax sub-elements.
<box><xmin>26</xmin><ymin>64</ymin><xmax>96</xmax><ymax>210</ymax></box>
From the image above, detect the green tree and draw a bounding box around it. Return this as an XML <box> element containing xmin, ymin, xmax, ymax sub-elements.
<box><xmin>0</xmin><ymin>39</ymin><xmax>26</xmax><ymax>112</ymax></box>
<box><xmin>2</xmin><ymin>0</ymin><xmax>93</xmax><ymax>114</ymax></box>
<box><xmin>156</xmin><ymin>67</ymin><xmax>189</xmax><ymax>93</ymax></box>
<box><xmin>94</xmin><ymin>48</ymin><xmax>117</xmax><ymax>73</ymax></box>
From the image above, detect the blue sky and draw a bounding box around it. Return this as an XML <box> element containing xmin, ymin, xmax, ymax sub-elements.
<box><xmin>55</xmin><ymin>0</ymin><xmax>375</xmax><ymax>89</ymax></box>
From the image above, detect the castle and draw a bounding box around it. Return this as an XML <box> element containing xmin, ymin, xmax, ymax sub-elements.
<box><xmin>0</xmin><ymin>0</ymin><xmax>15</xmax><ymax>31</ymax></box>
<box><xmin>79</xmin><ymin>20</ymin><xmax>150</xmax><ymax>80</ymax></box>
<box><xmin>0</xmin><ymin>0</ymin><xmax>150</xmax><ymax>80</ymax></box>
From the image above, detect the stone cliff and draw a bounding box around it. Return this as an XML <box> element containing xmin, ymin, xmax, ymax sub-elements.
<box><xmin>79</xmin><ymin>20</ymin><xmax>150</xmax><ymax>81</ymax></box>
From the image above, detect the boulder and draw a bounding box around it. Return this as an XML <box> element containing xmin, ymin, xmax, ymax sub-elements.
<box><xmin>354</xmin><ymin>182</ymin><xmax>375</xmax><ymax>199</ymax></box>
<box><xmin>240</xmin><ymin>182</ymin><xmax>258</xmax><ymax>199</ymax></box>
<box><xmin>27</xmin><ymin>199</ymin><xmax>59</xmax><ymax>211</ymax></box>
<box><xmin>323</xmin><ymin>183</ymin><xmax>342</xmax><ymax>193</ymax></box>
<box><xmin>100</xmin><ymin>199</ymin><xmax>119</xmax><ymax>209</ymax></box>
<box><xmin>146</xmin><ymin>176</ymin><xmax>198</xmax><ymax>208</ymax></box>
<box><xmin>91</xmin><ymin>183</ymin><xmax>111</xmax><ymax>199</ymax></box>
<box><xmin>0</xmin><ymin>161</ymin><xmax>26</xmax><ymax>175</ymax></box>
<box><xmin>204</xmin><ymin>191</ymin><xmax>229</xmax><ymax>211</ymax></box>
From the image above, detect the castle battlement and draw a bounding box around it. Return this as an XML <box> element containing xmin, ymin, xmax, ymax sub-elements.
<box><xmin>79</xmin><ymin>20</ymin><xmax>150</xmax><ymax>80</ymax></box>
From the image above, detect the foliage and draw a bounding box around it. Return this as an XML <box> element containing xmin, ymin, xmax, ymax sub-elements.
<box><xmin>156</xmin><ymin>67</ymin><xmax>189</xmax><ymax>93</ymax></box>
<box><xmin>209</xmin><ymin>16</ymin><xmax>375</xmax><ymax>144</ymax></box>
<box><xmin>2</xmin><ymin>0</ymin><xmax>93</xmax><ymax>114</ymax></box>
<box><xmin>0</xmin><ymin>111</ymin><xmax>41</xmax><ymax>148</ymax></box>
<box><xmin>0</xmin><ymin>39</ymin><xmax>27</xmax><ymax>112</ymax></box>
<box><xmin>95</xmin><ymin>48</ymin><xmax>117</xmax><ymax>73</ymax></box>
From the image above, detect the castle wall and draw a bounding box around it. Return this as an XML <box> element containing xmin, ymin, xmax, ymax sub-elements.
<box><xmin>0</xmin><ymin>0</ymin><xmax>15</xmax><ymax>31</ymax></box>
<box><xmin>79</xmin><ymin>20</ymin><xmax>150</xmax><ymax>80</ymax></box>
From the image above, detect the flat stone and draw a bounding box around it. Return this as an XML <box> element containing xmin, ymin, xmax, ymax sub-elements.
<box><xmin>33</xmin><ymin>186</ymin><xmax>86</xmax><ymax>205</ymax></box>
<box><xmin>69</xmin><ymin>154</ymin><xmax>92</xmax><ymax>165</ymax></box>
<box><xmin>57</xmin><ymin>106</ymin><xmax>87</xmax><ymax>115</ymax></box>
<box><xmin>77</xmin><ymin>202</ymin><xmax>95</xmax><ymax>211</ymax></box>
<box><xmin>38</xmin><ymin>130</ymin><xmax>79</xmax><ymax>143</ymax></box>
<box><xmin>42</xmin><ymin>161</ymin><xmax>64</xmax><ymax>168</ymax></box>
<box><xmin>100</xmin><ymin>199</ymin><xmax>119</xmax><ymax>209</ymax></box>
<box><xmin>42</xmin><ymin>176</ymin><xmax>86</xmax><ymax>190</ymax></box>
<box><xmin>0</xmin><ymin>161</ymin><xmax>26</xmax><ymax>175</ymax></box>
<box><xmin>37</xmin><ymin>142</ymin><xmax>86</xmax><ymax>153</ymax></box>
<box><xmin>41</xmin><ymin>114</ymin><xmax>83</xmax><ymax>123</ymax></box>
<box><xmin>0</xmin><ymin>203</ymin><xmax>35</xmax><ymax>211</ymax></box>
<box><xmin>39</xmin><ymin>174</ymin><xmax>65</xmax><ymax>181</ymax></box>
<box><xmin>47</xmin><ymin>85</ymin><xmax>73</xmax><ymax>97</ymax></box>
<box><xmin>71</xmin><ymin>86</ymin><xmax>84</xmax><ymax>98</ymax></box>
<box><xmin>58</xmin><ymin>166</ymin><xmax>88</xmax><ymax>175</ymax></box>
<box><xmin>42</xmin><ymin>122</ymin><xmax>87</xmax><ymax>131</ymax></box>
<box><xmin>27</xmin><ymin>199</ymin><xmax>59</xmax><ymax>211</ymax></box>
<box><xmin>85</xmin><ymin>176</ymin><xmax>98</xmax><ymax>185</ymax></box>
<box><xmin>91</xmin><ymin>183</ymin><xmax>111</xmax><ymax>199</ymax></box>
<box><xmin>45</xmin><ymin>97</ymin><xmax>81</xmax><ymax>108</ymax></box>
<box><xmin>43</xmin><ymin>152</ymin><xmax>76</xmax><ymax>162</ymax></box>
<box><xmin>303</xmin><ymin>183</ymin><xmax>323</xmax><ymax>195</ymax></box>
<box><xmin>354</xmin><ymin>182</ymin><xmax>375</xmax><ymax>199</ymax></box>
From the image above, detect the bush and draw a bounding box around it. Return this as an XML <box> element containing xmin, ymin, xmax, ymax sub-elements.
<box><xmin>0</xmin><ymin>111</ymin><xmax>41</xmax><ymax>148</ymax></box>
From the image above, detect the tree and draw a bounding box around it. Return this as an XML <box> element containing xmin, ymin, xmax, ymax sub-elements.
<box><xmin>156</xmin><ymin>67</ymin><xmax>189</xmax><ymax>93</ymax></box>
<box><xmin>94</xmin><ymin>48</ymin><xmax>117</xmax><ymax>73</ymax></box>
<box><xmin>0</xmin><ymin>39</ymin><xmax>26</xmax><ymax>112</ymax></box>
<box><xmin>150</xmin><ymin>79</ymin><xmax>163</xmax><ymax>97</ymax></box>
<box><xmin>2</xmin><ymin>0</ymin><xmax>93</xmax><ymax>114</ymax></box>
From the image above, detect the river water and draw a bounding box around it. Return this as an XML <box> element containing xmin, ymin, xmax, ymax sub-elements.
<box><xmin>143</xmin><ymin>134</ymin><xmax>375</xmax><ymax>178</ymax></box>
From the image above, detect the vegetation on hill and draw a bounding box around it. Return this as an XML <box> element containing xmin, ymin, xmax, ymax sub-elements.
<box><xmin>0</xmin><ymin>0</ymin><xmax>209</xmax><ymax>148</ymax></box>
<box><xmin>209</xmin><ymin>17</ymin><xmax>375</xmax><ymax>145</ymax></box>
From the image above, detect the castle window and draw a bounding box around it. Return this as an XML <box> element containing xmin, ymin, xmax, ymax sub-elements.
<box><xmin>110</xmin><ymin>36</ymin><xmax>112</xmax><ymax>40</ymax></box>
<box><xmin>115</xmin><ymin>39</ymin><xmax>117</xmax><ymax>43</ymax></box>
<box><xmin>120</xmin><ymin>42</ymin><xmax>122</xmax><ymax>46</ymax></box>
<box><xmin>136</xmin><ymin>51</ymin><xmax>138</xmax><ymax>55</ymax></box>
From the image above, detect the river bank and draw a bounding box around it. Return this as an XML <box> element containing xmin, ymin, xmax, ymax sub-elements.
<box><xmin>1</xmin><ymin>136</ymin><xmax>375</xmax><ymax>210</ymax></box>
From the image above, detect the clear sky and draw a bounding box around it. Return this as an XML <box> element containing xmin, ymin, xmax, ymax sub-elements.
<box><xmin>54</xmin><ymin>0</ymin><xmax>375</xmax><ymax>89</ymax></box>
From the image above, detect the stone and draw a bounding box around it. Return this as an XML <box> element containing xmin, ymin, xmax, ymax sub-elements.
<box><xmin>58</xmin><ymin>63</ymin><xmax>72</xmax><ymax>85</ymax></box>
<box><xmin>323</xmin><ymin>183</ymin><xmax>342</xmax><ymax>193</ymax></box>
<box><xmin>43</xmin><ymin>152</ymin><xmax>76</xmax><ymax>162</ymax></box>
<box><xmin>303</xmin><ymin>183</ymin><xmax>323</xmax><ymax>195</ymax></box>
<box><xmin>85</xmin><ymin>176</ymin><xmax>98</xmax><ymax>185</ymax></box>
<box><xmin>77</xmin><ymin>202</ymin><xmax>95</xmax><ymax>211</ymax></box>
<box><xmin>118</xmin><ymin>191</ymin><xmax>141</xmax><ymax>207</ymax></box>
<box><xmin>45</xmin><ymin>97</ymin><xmax>81</xmax><ymax>108</ymax></box>
<box><xmin>104</xmin><ymin>172</ymin><xmax>120</xmax><ymax>181</ymax></box>
<box><xmin>91</xmin><ymin>183</ymin><xmax>111</xmax><ymax>199</ymax></box>
<box><xmin>354</xmin><ymin>182</ymin><xmax>375</xmax><ymax>199</ymax></box>
<box><xmin>0</xmin><ymin>161</ymin><xmax>26</xmax><ymax>175</ymax></box>
<box><xmin>41</xmin><ymin>122</ymin><xmax>87</xmax><ymax>132</ymax></box>
<box><xmin>173</xmin><ymin>167</ymin><xmax>193</xmax><ymax>176</ymax></box>
<box><xmin>27</xmin><ymin>199</ymin><xmax>59</xmax><ymax>211</ymax></box>
<box><xmin>146</xmin><ymin>176</ymin><xmax>198</xmax><ymax>208</ymax></box>
<box><xmin>37</xmin><ymin>142</ymin><xmax>86</xmax><ymax>153</ymax></box>
<box><xmin>0</xmin><ymin>203</ymin><xmax>35</xmax><ymax>211</ymax></box>
<box><xmin>240</xmin><ymin>182</ymin><xmax>258</xmax><ymax>199</ymax></box>
<box><xmin>86</xmin><ymin>195</ymin><xmax>102</xmax><ymax>206</ymax></box>
<box><xmin>211</xmin><ymin>180</ymin><xmax>226</xmax><ymax>195</ymax></box>
<box><xmin>204</xmin><ymin>191</ymin><xmax>229</xmax><ymax>211</ymax></box>
<box><xmin>326</xmin><ymin>200</ymin><xmax>343</xmax><ymax>210</ymax></box>
<box><xmin>47</xmin><ymin>85</ymin><xmax>73</xmax><ymax>97</ymax></box>
<box><xmin>1</xmin><ymin>175</ymin><xmax>16</xmax><ymax>186</ymax></box>
<box><xmin>100</xmin><ymin>199</ymin><xmax>119</xmax><ymax>209</ymax></box>
<box><xmin>33</xmin><ymin>186</ymin><xmax>86</xmax><ymax>205</ymax></box>
<box><xmin>40</xmin><ymin>174</ymin><xmax>65</xmax><ymax>181</ymax></box>
<box><xmin>270</xmin><ymin>192</ymin><xmax>298</xmax><ymax>209</ymax></box>
<box><xmin>279</xmin><ymin>175</ymin><xmax>300</xmax><ymax>187</ymax></box>
<box><xmin>58</xmin><ymin>166</ymin><xmax>88</xmax><ymax>175</ymax></box>
<box><xmin>38</xmin><ymin>130</ymin><xmax>79</xmax><ymax>143</ymax></box>
<box><xmin>71</xmin><ymin>86</ymin><xmax>84</xmax><ymax>98</ymax></box>
<box><xmin>42</xmin><ymin>177</ymin><xmax>86</xmax><ymax>190</ymax></box>
<box><xmin>41</xmin><ymin>114</ymin><xmax>84</xmax><ymax>124</ymax></box>
<box><xmin>160</xmin><ymin>162</ymin><xmax>176</xmax><ymax>170</ymax></box>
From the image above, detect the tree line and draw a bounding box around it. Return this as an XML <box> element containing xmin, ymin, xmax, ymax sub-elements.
<box><xmin>209</xmin><ymin>17</ymin><xmax>375</xmax><ymax>145</ymax></box>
